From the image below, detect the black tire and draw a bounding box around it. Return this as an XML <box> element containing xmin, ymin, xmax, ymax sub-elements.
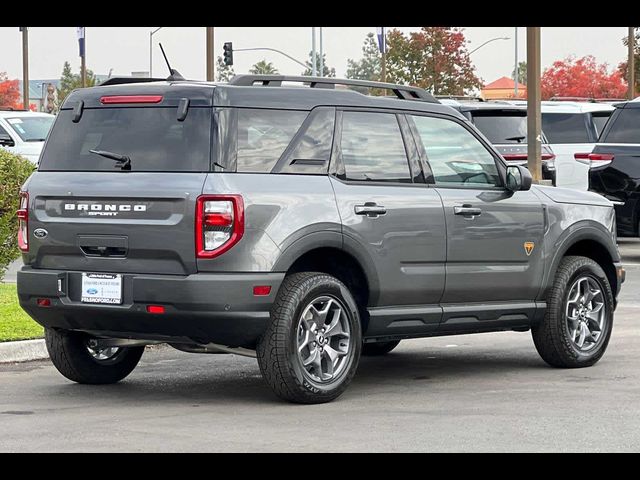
<box><xmin>45</xmin><ymin>328</ymin><xmax>144</xmax><ymax>384</ymax></box>
<box><xmin>532</xmin><ymin>256</ymin><xmax>614</xmax><ymax>368</ymax></box>
<box><xmin>257</xmin><ymin>272</ymin><xmax>362</xmax><ymax>404</ymax></box>
<box><xmin>362</xmin><ymin>340</ymin><xmax>401</xmax><ymax>356</ymax></box>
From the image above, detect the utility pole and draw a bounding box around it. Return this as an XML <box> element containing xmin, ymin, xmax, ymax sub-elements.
<box><xmin>628</xmin><ymin>27</ymin><xmax>636</xmax><ymax>100</ymax></box>
<box><xmin>20</xmin><ymin>27</ymin><xmax>29</xmax><ymax>110</ymax></box>
<box><xmin>319</xmin><ymin>27</ymin><xmax>323</xmax><ymax>77</ymax></box>
<box><xmin>514</xmin><ymin>27</ymin><xmax>518</xmax><ymax>97</ymax></box>
<box><xmin>527</xmin><ymin>27</ymin><xmax>542</xmax><ymax>184</ymax></box>
<box><xmin>206</xmin><ymin>27</ymin><xmax>215</xmax><ymax>81</ymax></box>
<box><xmin>311</xmin><ymin>28</ymin><xmax>317</xmax><ymax>76</ymax></box>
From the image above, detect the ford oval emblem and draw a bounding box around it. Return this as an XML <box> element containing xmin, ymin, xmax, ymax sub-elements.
<box><xmin>33</xmin><ymin>228</ymin><xmax>48</xmax><ymax>239</ymax></box>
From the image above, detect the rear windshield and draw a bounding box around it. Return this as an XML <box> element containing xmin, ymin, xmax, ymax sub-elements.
<box><xmin>470</xmin><ymin>112</ymin><xmax>528</xmax><ymax>144</ymax></box>
<box><xmin>39</xmin><ymin>107</ymin><xmax>211</xmax><ymax>172</ymax></box>
<box><xmin>602</xmin><ymin>108</ymin><xmax>640</xmax><ymax>143</ymax></box>
<box><xmin>5</xmin><ymin>116</ymin><xmax>54</xmax><ymax>142</ymax></box>
<box><xmin>542</xmin><ymin>113</ymin><xmax>590</xmax><ymax>143</ymax></box>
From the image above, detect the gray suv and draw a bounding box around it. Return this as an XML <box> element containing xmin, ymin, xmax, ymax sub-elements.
<box><xmin>17</xmin><ymin>75</ymin><xmax>625</xmax><ymax>404</ymax></box>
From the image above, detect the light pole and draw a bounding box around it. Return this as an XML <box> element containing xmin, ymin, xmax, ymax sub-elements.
<box><xmin>311</xmin><ymin>27</ymin><xmax>317</xmax><ymax>76</ymax></box>
<box><xmin>514</xmin><ymin>27</ymin><xmax>519</xmax><ymax>97</ymax></box>
<box><xmin>149</xmin><ymin>27</ymin><xmax>163</xmax><ymax>77</ymax></box>
<box><xmin>468</xmin><ymin>36</ymin><xmax>510</xmax><ymax>55</ymax></box>
<box><xmin>319</xmin><ymin>27</ymin><xmax>323</xmax><ymax>77</ymax></box>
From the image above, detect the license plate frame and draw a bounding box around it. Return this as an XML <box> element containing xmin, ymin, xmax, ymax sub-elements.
<box><xmin>81</xmin><ymin>273</ymin><xmax>123</xmax><ymax>305</ymax></box>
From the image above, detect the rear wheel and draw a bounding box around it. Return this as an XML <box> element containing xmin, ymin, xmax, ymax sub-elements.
<box><xmin>532</xmin><ymin>256</ymin><xmax>614</xmax><ymax>368</ymax></box>
<box><xmin>362</xmin><ymin>340</ymin><xmax>401</xmax><ymax>356</ymax></box>
<box><xmin>257</xmin><ymin>272</ymin><xmax>362</xmax><ymax>404</ymax></box>
<box><xmin>45</xmin><ymin>328</ymin><xmax>144</xmax><ymax>384</ymax></box>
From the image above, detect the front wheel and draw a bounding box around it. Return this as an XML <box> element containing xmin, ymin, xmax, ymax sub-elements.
<box><xmin>257</xmin><ymin>272</ymin><xmax>362</xmax><ymax>404</ymax></box>
<box><xmin>532</xmin><ymin>256</ymin><xmax>614</xmax><ymax>368</ymax></box>
<box><xmin>45</xmin><ymin>328</ymin><xmax>144</xmax><ymax>384</ymax></box>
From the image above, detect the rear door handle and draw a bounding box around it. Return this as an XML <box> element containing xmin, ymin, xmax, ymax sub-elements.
<box><xmin>355</xmin><ymin>203</ymin><xmax>387</xmax><ymax>217</ymax></box>
<box><xmin>454</xmin><ymin>205</ymin><xmax>482</xmax><ymax>217</ymax></box>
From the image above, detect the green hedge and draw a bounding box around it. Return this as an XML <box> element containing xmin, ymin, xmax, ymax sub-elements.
<box><xmin>0</xmin><ymin>150</ymin><xmax>35</xmax><ymax>278</ymax></box>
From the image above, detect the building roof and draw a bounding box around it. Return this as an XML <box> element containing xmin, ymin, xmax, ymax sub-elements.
<box><xmin>483</xmin><ymin>76</ymin><xmax>526</xmax><ymax>91</ymax></box>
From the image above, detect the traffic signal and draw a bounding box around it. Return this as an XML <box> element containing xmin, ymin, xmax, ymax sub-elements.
<box><xmin>223</xmin><ymin>42</ymin><xmax>233</xmax><ymax>66</ymax></box>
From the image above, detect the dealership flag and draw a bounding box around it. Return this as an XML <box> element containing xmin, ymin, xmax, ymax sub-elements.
<box><xmin>76</xmin><ymin>27</ymin><xmax>85</xmax><ymax>57</ymax></box>
<box><xmin>376</xmin><ymin>27</ymin><xmax>386</xmax><ymax>53</ymax></box>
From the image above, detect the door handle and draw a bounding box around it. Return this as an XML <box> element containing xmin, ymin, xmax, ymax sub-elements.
<box><xmin>355</xmin><ymin>203</ymin><xmax>387</xmax><ymax>217</ymax></box>
<box><xmin>454</xmin><ymin>205</ymin><xmax>482</xmax><ymax>217</ymax></box>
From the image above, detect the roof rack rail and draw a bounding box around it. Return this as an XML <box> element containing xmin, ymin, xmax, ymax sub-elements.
<box><xmin>228</xmin><ymin>75</ymin><xmax>438</xmax><ymax>103</ymax></box>
<box><xmin>435</xmin><ymin>95</ymin><xmax>484</xmax><ymax>102</ymax></box>
<box><xmin>99</xmin><ymin>77</ymin><xmax>167</xmax><ymax>86</ymax></box>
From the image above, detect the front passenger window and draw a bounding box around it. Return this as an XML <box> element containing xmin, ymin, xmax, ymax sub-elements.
<box><xmin>411</xmin><ymin>115</ymin><xmax>500</xmax><ymax>187</ymax></box>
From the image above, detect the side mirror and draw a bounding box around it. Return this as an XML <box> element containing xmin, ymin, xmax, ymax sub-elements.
<box><xmin>0</xmin><ymin>133</ymin><xmax>15</xmax><ymax>147</ymax></box>
<box><xmin>506</xmin><ymin>164</ymin><xmax>532</xmax><ymax>192</ymax></box>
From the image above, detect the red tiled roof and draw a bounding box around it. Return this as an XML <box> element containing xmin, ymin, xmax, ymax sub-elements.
<box><xmin>483</xmin><ymin>76</ymin><xmax>526</xmax><ymax>90</ymax></box>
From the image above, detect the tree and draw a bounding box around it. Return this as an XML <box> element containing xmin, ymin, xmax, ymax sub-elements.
<box><xmin>346</xmin><ymin>32</ymin><xmax>382</xmax><ymax>81</ymax></box>
<box><xmin>302</xmin><ymin>51</ymin><xmax>336</xmax><ymax>77</ymax></box>
<box><xmin>0</xmin><ymin>72</ymin><xmax>21</xmax><ymax>109</ymax></box>
<box><xmin>385</xmin><ymin>27</ymin><xmax>482</xmax><ymax>95</ymax></box>
<box><xmin>618</xmin><ymin>27</ymin><xmax>639</xmax><ymax>97</ymax></box>
<box><xmin>216</xmin><ymin>56</ymin><xmax>235</xmax><ymax>82</ymax></box>
<box><xmin>57</xmin><ymin>61</ymin><xmax>97</xmax><ymax>104</ymax></box>
<box><xmin>541</xmin><ymin>55</ymin><xmax>627</xmax><ymax>100</ymax></box>
<box><xmin>512</xmin><ymin>61</ymin><xmax>527</xmax><ymax>85</ymax></box>
<box><xmin>250</xmin><ymin>60</ymin><xmax>279</xmax><ymax>75</ymax></box>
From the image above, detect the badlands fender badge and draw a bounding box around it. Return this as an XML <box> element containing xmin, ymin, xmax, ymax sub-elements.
<box><xmin>524</xmin><ymin>241</ymin><xmax>535</xmax><ymax>256</ymax></box>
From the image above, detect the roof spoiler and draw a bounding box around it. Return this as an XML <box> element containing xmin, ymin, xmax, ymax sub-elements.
<box><xmin>228</xmin><ymin>75</ymin><xmax>438</xmax><ymax>103</ymax></box>
<box><xmin>100</xmin><ymin>77</ymin><xmax>167</xmax><ymax>86</ymax></box>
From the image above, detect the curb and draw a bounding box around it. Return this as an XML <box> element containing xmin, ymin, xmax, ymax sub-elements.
<box><xmin>0</xmin><ymin>339</ymin><xmax>48</xmax><ymax>363</ymax></box>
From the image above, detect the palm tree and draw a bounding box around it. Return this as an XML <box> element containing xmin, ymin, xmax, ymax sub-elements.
<box><xmin>249</xmin><ymin>60</ymin><xmax>279</xmax><ymax>75</ymax></box>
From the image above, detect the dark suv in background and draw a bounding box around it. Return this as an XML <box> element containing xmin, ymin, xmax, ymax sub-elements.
<box><xmin>585</xmin><ymin>98</ymin><xmax>640</xmax><ymax>236</ymax></box>
<box><xmin>440</xmin><ymin>99</ymin><xmax>556</xmax><ymax>185</ymax></box>
<box><xmin>17</xmin><ymin>75</ymin><xmax>623</xmax><ymax>404</ymax></box>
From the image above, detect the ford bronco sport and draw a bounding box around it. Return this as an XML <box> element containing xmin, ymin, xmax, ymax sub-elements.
<box><xmin>17</xmin><ymin>74</ymin><xmax>624</xmax><ymax>404</ymax></box>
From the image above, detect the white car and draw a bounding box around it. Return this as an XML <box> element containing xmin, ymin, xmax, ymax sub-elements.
<box><xmin>541</xmin><ymin>101</ymin><xmax>615</xmax><ymax>190</ymax></box>
<box><xmin>0</xmin><ymin>109</ymin><xmax>55</xmax><ymax>165</ymax></box>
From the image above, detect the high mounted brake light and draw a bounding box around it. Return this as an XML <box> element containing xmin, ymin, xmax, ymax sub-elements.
<box><xmin>100</xmin><ymin>95</ymin><xmax>163</xmax><ymax>104</ymax></box>
<box><xmin>17</xmin><ymin>191</ymin><xmax>28</xmax><ymax>252</ymax></box>
<box><xmin>196</xmin><ymin>195</ymin><xmax>244</xmax><ymax>259</ymax></box>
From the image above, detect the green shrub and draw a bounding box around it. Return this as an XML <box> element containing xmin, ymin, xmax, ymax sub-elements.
<box><xmin>0</xmin><ymin>150</ymin><xmax>35</xmax><ymax>278</ymax></box>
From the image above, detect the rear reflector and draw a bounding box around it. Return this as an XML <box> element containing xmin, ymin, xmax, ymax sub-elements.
<box><xmin>146</xmin><ymin>305</ymin><xmax>165</xmax><ymax>314</ymax></box>
<box><xmin>100</xmin><ymin>95</ymin><xmax>163</xmax><ymax>104</ymax></box>
<box><xmin>37</xmin><ymin>298</ymin><xmax>51</xmax><ymax>307</ymax></box>
<box><xmin>253</xmin><ymin>286</ymin><xmax>272</xmax><ymax>296</ymax></box>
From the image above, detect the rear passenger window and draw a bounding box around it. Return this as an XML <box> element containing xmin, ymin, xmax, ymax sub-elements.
<box><xmin>340</xmin><ymin>111</ymin><xmax>411</xmax><ymax>183</ymax></box>
<box><xmin>542</xmin><ymin>113</ymin><xmax>590</xmax><ymax>143</ymax></box>
<box><xmin>236</xmin><ymin>109</ymin><xmax>307</xmax><ymax>172</ymax></box>
<box><xmin>602</xmin><ymin>108</ymin><xmax>640</xmax><ymax>143</ymax></box>
<box><xmin>411</xmin><ymin>115</ymin><xmax>500</xmax><ymax>187</ymax></box>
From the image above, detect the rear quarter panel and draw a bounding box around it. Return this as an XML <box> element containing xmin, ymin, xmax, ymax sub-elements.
<box><xmin>198</xmin><ymin>173</ymin><xmax>342</xmax><ymax>272</ymax></box>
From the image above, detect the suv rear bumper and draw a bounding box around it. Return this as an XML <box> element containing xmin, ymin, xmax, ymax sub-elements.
<box><xmin>17</xmin><ymin>267</ymin><xmax>284</xmax><ymax>348</ymax></box>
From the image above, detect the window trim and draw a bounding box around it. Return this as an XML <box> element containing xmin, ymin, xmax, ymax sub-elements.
<box><xmin>407</xmin><ymin>112</ymin><xmax>508</xmax><ymax>191</ymax></box>
<box><xmin>331</xmin><ymin>107</ymin><xmax>420</xmax><ymax>187</ymax></box>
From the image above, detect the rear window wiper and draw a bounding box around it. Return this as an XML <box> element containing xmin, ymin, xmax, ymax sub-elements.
<box><xmin>504</xmin><ymin>136</ymin><xmax>526</xmax><ymax>143</ymax></box>
<box><xmin>26</xmin><ymin>138</ymin><xmax>47</xmax><ymax>142</ymax></box>
<box><xmin>89</xmin><ymin>149</ymin><xmax>132</xmax><ymax>171</ymax></box>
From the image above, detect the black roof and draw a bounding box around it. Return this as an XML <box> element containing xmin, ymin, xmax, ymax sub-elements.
<box><xmin>62</xmin><ymin>77</ymin><xmax>465</xmax><ymax>119</ymax></box>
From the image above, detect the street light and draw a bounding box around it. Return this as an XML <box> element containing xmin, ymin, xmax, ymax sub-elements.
<box><xmin>468</xmin><ymin>36</ymin><xmax>510</xmax><ymax>55</ymax></box>
<box><xmin>149</xmin><ymin>27</ymin><xmax>163</xmax><ymax>77</ymax></box>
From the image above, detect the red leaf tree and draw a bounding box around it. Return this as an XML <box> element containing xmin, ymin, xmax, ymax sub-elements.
<box><xmin>540</xmin><ymin>56</ymin><xmax>627</xmax><ymax>100</ymax></box>
<box><xmin>0</xmin><ymin>72</ymin><xmax>22</xmax><ymax>109</ymax></box>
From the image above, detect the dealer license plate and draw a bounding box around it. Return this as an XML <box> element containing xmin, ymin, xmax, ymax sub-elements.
<box><xmin>81</xmin><ymin>273</ymin><xmax>122</xmax><ymax>304</ymax></box>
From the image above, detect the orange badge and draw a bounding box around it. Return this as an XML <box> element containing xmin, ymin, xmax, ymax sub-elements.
<box><xmin>524</xmin><ymin>241</ymin><xmax>535</xmax><ymax>256</ymax></box>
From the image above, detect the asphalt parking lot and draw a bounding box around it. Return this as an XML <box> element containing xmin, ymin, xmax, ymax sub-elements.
<box><xmin>1</xmin><ymin>240</ymin><xmax>639</xmax><ymax>452</ymax></box>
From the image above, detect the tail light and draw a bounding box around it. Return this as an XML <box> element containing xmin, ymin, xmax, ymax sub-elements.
<box><xmin>17</xmin><ymin>191</ymin><xmax>28</xmax><ymax>252</ymax></box>
<box><xmin>196</xmin><ymin>195</ymin><xmax>244</xmax><ymax>259</ymax></box>
<box><xmin>502</xmin><ymin>153</ymin><xmax>555</xmax><ymax>166</ymax></box>
<box><xmin>575</xmin><ymin>153</ymin><xmax>614</xmax><ymax>168</ymax></box>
